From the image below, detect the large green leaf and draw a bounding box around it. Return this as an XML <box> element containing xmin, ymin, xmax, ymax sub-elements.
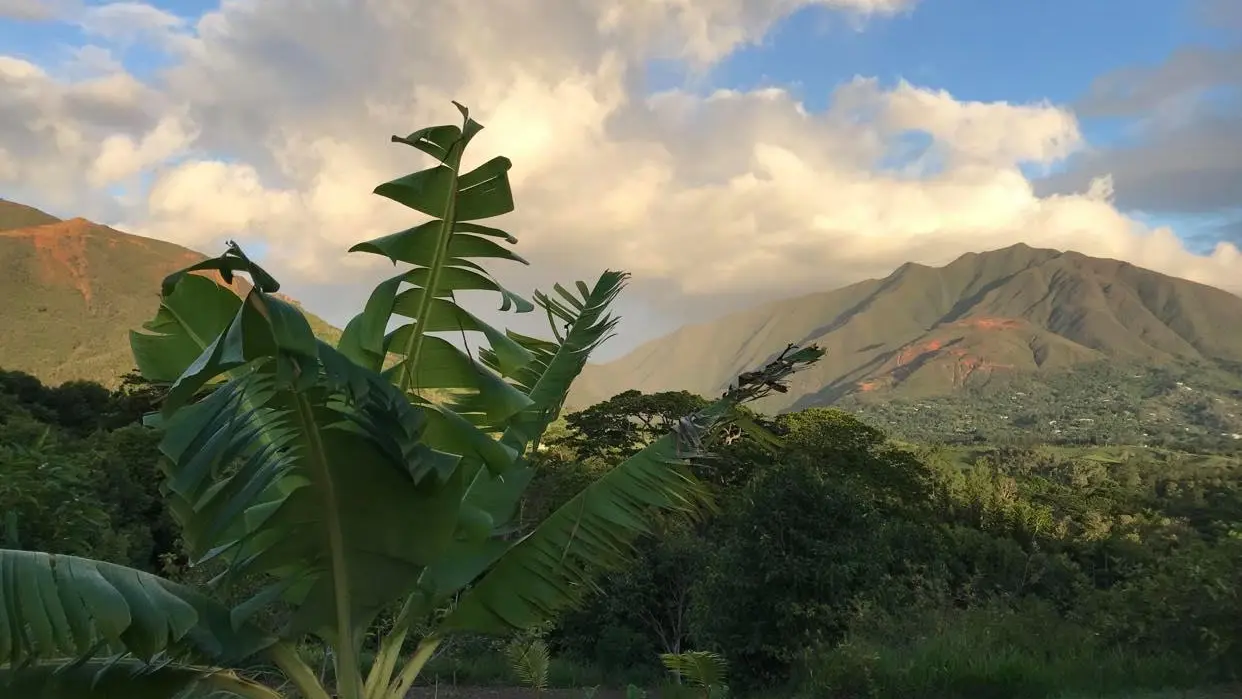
<box><xmin>434</xmin><ymin>407</ymin><xmax>724</xmax><ymax>634</ymax></box>
<box><xmin>0</xmin><ymin>658</ymin><xmax>280</xmax><ymax>699</ymax></box>
<box><xmin>448</xmin><ymin>271</ymin><xmax>630</xmax><ymax>539</ymax></box>
<box><xmin>434</xmin><ymin>343</ymin><xmax>825</xmax><ymax>635</ymax></box>
<box><xmin>396</xmin><ymin>271</ymin><xmax>631</xmax><ymax>625</ymax></box>
<box><xmin>130</xmin><ymin>274</ymin><xmax>243</xmax><ymax>384</ymax></box>
<box><xmin>158</xmin><ymin>345</ymin><xmax>469</xmax><ymax>645</ymax></box>
<box><xmin>0</xmin><ymin>550</ymin><xmax>273</xmax><ymax>669</ymax></box>
<box><xmin>127</xmin><ymin>243</ymin><xmax>501</xmax><ymax>699</ymax></box>
<box><xmin>339</xmin><ymin>103</ymin><xmax>536</xmax><ymax>431</ymax></box>
<box><xmin>661</xmin><ymin>651</ymin><xmax>729</xmax><ymax>690</ymax></box>
<box><xmin>492</xmin><ymin>270</ymin><xmax>630</xmax><ymax>452</ymax></box>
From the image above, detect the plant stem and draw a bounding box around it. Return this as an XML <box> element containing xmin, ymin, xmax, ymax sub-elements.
<box><xmin>384</xmin><ymin>636</ymin><xmax>442</xmax><ymax>699</ymax></box>
<box><xmin>399</xmin><ymin>140</ymin><xmax>465</xmax><ymax>397</ymax></box>
<box><xmin>199</xmin><ymin>670</ymin><xmax>287</xmax><ymax>699</ymax></box>
<box><xmin>364</xmin><ymin>593</ymin><xmax>418</xmax><ymax>699</ymax></box>
<box><xmin>292</xmin><ymin>392</ymin><xmax>364</xmax><ymax>699</ymax></box>
<box><xmin>268</xmin><ymin>642</ymin><xmax>333</xmax><ymax>699</ymax></box>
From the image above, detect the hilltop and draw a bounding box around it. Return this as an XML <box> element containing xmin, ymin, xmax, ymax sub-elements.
<box><xmin>571</xmin><ymin>244</ymin><xmax>1242</xmax><ymax>447</ymax></box>
<box><xmin>0</xmin><ymin>200</ymin><xmax>339</xmax><ymax>387</ymax></box>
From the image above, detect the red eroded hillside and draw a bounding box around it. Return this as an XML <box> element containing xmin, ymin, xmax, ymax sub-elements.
<box><xmin>855</xmin><ymin>317</ymin><xmax>1026</xmax><ymax>393</ymax></box>
<box><xmin>570</xmin><ymin>243</ymin><xmax>1242</xmax><ymax>412</ymax></box>
<box><xmin>0</xmin><ymin>202</ymin><xmax>337</xmax><ymax>387</ymax></box>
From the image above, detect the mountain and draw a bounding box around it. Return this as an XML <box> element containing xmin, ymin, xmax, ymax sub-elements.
<box><xmin>0</xmin><ymin>199</ymin><xmax>61</xmax><ymax>230</ymax></box>
<box><xmin>571</xmin><ymin>244</ymin><xmax>1242</xmax><ymax>447</ymax></box>
<box><xmin>0</xmin><ymin>200</ymin><xmax>340</xmax><ymax>387</ymax></box>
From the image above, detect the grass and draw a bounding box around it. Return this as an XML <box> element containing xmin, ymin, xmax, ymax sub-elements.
<box><xmin>420</xmin><ymin>650</ymin><xmax>612</xmax><ymax>689</ymax></box>
<box><xmin>283</xmin><ymin>641</ymin><xmax>1237</xmax><ymax>699</ymax></box>
<box><xmin>792</xmin><ymin>601</ymin><xmax>1206</xmax><ymax>699</ymax></box>
<box><xmin>280</xmin><ymin>604</ymin><xmax>1234</xmax><ymax>699</ymax></box>
<box><xmin>1059</xmin><ymin>690</ymin><xmax>1242</xmax><ymax>699</ymax></box>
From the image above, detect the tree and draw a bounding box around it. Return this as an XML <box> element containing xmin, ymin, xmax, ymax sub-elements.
<box><xmin>0</xmin><ymin>407</ymin><xmax>126</xmax><ymax>561</ymax></box>
<box><xmin>690</xmin><ymin>408</ymin><xmax>940</xmax><ymax>687</ymax></box>
<box><xmin>563</xmin><ymin>390</ymin><xmax>710</xmax><ymax>460</ymax></box>
<box><xmin>545</xmin><ymin>395</ymin><xmax>782</xmax><ymax>670</ymax></box>
<box><xmin>0</xmin><ymin>103</ymin><xmax>823</xmax><ymax>699</ymax></box>
<box><xmin>559</xmin><ymin>391</ymin><xmax>774</xmax><ymax>493</ymax></box>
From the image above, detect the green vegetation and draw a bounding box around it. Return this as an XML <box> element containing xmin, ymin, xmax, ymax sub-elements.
<box><xmin>0</xmin><ymin>104</ymin><xmax>821</xmax><ymax>699</ymax></box>
<box><xmin>3</xmin><ymin>109</ymin><xmax>1242</xmax><ymax>699</ymax></box>
<box><xmin>7</xmin><ymin>370</ymin><xmax>1242</xmax><ymax>698</ymax></box>
<box><xmin>842</xmin><ymin>358</ymin><xmax>1242</xmax><ymax>452</ymax></box>
<box><xmin>523</xmin><ymin>394</ymin><xmax>1242</xmax><ymax>699</ymax></box>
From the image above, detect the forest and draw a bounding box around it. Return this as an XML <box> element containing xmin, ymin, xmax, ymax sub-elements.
<box><xmin>4</xmin><ymin>371</ymin><xmax>1241</xmax><ymax>699</ymax></box>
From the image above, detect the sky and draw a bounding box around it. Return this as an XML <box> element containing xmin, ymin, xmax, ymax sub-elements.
<box><xmin>1</xmin><ymin>0</ymin><xmax>1240</xmax><ymax>360</ymax></box>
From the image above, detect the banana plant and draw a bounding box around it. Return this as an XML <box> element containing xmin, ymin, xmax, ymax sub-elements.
<box><xmin>661</xmin><ymin>651</ymin><xmax>729</xmax><ymax>699</ymax></box>
<box><xmin>0</xmin><ymin>103</ymin><xmax>823</xmax><ymax>699</ymax></box>
<box><xmin>504</xmin><ymin>636</ymin><xmax>550</xmax><ymax>698</ymax></box>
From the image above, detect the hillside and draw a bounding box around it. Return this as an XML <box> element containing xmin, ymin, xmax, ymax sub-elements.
<box><xmin>0</xmin><ymin>200</ymin><xmax>340</xmax><ymax>387</ymax></box>
<box><xmin>571</xmin><ymin>244</ymin><xmax>1242</xmax><ymax>446</ymax></box>
<box><xmin>0</xmin><ymin>198</ymin><xmax>61</xmax><ymax>230</ymax></box>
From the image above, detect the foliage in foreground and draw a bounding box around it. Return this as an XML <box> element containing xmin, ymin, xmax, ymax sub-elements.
<box><xmin>0</xmin><ymin>103</ymin><xmax>821</xmax><ymax>699</ymax></box>
<box><xmin>8</xmin><ymin>364</ymin><xmax>1242</xmax><ymax>699</ymax></box>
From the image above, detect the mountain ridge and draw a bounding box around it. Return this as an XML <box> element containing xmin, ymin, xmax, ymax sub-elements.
<box><xmin>570</xmin><ymin>242</ymin><xmax>1242</xmax><ymax>415</ymax></box>
<box><xmin>5</xmin><ymin>195</ymin><xmax>1241</xmax><ymax>442</ymax></box>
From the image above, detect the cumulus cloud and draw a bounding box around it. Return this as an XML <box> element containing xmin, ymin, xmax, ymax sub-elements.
<box><xmin>77</xmin><ymin>1</ymin><xmax>186</xmax><ymax>46</ymax></box>
<box><xmin>0</xmin><ymin>0</ymin><xmax>62</xmax><ymax>21</ymax></box>
<box><xmin>0</xmin><ymin>0</ymin><xmax>1239</xmax><ymax>356</ymax></box>
<box><xmin>596</xmin><ymin>0</ymin><xmax>916</xmax><ymax>64</ymax></box>
<box><xmin>1199</xmin><ymin>0</ymin><xmax>1242</xmax><ymax>29</ymax></box>
<box><xmin>0</xmin><ymin>52</ymin><xmax>195</xmax><ymax>214</ymax></box>
<box><xmin>1037</xmin><ymin>21</ymin><xmax>1242</xmax><ymax>220</ymax></box>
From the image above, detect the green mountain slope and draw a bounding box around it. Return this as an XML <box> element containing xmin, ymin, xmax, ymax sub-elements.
<box><xmin>0</xmin><ymin>201</ymin><xmax>340</xmax><ymax>387</ymax></box>
<box><xmin>0</xmin><ymin>198</ymin><xmax>62</xmax><ymax>230</ymax></box>
<box><xmin>571</xmin><ymin>244</ymin><xmax>1242</xmax><ymax>445</ymax></box>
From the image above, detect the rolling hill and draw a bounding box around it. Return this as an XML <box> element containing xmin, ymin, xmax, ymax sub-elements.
<box><xmin>570</xmin><ymin>244</ymin><xmax>1242</xmax><ymax>447</ymax></box>
<box><xmin>0</xmin><ymin>199</ymin><xmax>339</xmax><ymax>387</ymax></box>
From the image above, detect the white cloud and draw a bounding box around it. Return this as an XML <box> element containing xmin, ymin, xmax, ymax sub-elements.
<box><xmin>0</xmin><ymin>50</ymin><xmax>182</xmax><ymax>211</ymax></box>
<box><xmin>78</xmin><ymin>1</ymin><xmax>184</xmax><ymax>45</ymax></box>
<box><xmin>0</xmin><ymin>0</ymin><xmax>1239</xmax><ymax>355</ymax></box>
<box><xmin>0</xmin><ymin>0</ymin><xmax>63</xmax><ymax>21</ymax></box>
<box><xmin>867</xmin><ymin>79</ymin><xmax>1082</xmax><ymax>167</ymax></box>
<box><xmin>596</xmin><ymin>0</ymin><xmax>916</xmax><ymax>64</ymax></box>
<box><xmin>89</xmin><ymin>114</ymin><xmax>195</xmax><ymax>185</ymax></box>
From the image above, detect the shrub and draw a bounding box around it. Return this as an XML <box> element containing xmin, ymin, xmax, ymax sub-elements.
<box><xmin>795</xmin><ymin>600</ymin><xmax>1198</xmax><ymax>699</ymax></box>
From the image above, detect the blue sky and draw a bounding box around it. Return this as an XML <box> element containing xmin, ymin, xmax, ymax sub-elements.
<box><xmin>3</xmin><ymin>0</ymin><xmax>1235</xmax><ymax>242</ymax></box>
<box><xmin>2</xmin><ymin>0</ymin><xmax>1225</xmax><ymax>125</ymax></box>
<box><xmin>684</xmin><ymin>0</ymin><xmax>1239</xmax><ymax>251</ymax></box>
<box><xmin>698</xmin><ymin>0</ymin><xmax>1206</xmax><ymax>109</ymax></box>
<box><xmin>1</xmin><ymin>0</ymin><xmax>1239</xmax><ymax>350</ymax></box>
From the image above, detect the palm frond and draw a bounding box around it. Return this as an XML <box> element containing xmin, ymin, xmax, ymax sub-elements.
<box><xmin>436</xmin><ymin>412</ymin><xmax>720</xmax><ymax>634</ymax></box>
<box><xmin>660</xmin><ymin>651</ymin><xmax>728</xmax><ymax>689</ymax></box>
<box><xmin>483</xmin><ymin>270</ymin><xmax>629</xmax><ymax>453</ymax></box>
<box><xmin>435</xmin><ymin>344</ymin><xmax>824</xmax><ymax>635</ymax></box>
<box><xmin>448</xmin><ymin>271</ymin><xmax>630</xmax><ymax>541</ymax></box>
<box><xmin>0</xmin><ymin>657</ymin><xmax>281</xmax><ymax>699</ymax></box>
<box><xmin>0</xmin><ymin>549</ymin><xmax>273</xmax><ymax>674</ymax></box>
<box><xmin>503</xmin><ymin>638</ymin><xmax>549</xmax><ymax>692</ymax></box>
<box><xmin>337</xmin><ymin>103</ymin><xmax>537</xmax><ymax>427</ymax></box>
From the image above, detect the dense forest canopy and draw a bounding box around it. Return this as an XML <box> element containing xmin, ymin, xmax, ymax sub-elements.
<box><xmin>4</xmin><ymin>369</ymin><xmax>1241</xmax><ymax>699</ymax></box>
